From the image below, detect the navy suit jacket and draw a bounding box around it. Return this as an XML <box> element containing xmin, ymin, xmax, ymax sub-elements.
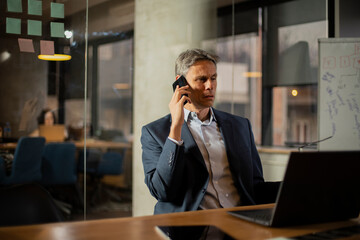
<box><xmin>141</xmin><ymin>108</ymin><xmax>280</xmax><ymax>214</ymax></box>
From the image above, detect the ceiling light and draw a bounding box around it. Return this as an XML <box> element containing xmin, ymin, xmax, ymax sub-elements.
<box><xmin>38</xmin><ymin>54</ymin><xmax>72</xmax><ymax>61</ymax></box>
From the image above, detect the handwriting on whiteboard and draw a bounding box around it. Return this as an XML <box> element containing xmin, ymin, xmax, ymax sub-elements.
<box><xmin>321</xmin><ymin>43</ymin><xmax>360</xmax><ymax>146</ymax></box>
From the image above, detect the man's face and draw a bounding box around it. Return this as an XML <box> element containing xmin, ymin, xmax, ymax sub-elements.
<box><xmin>185</xmin><ymin>60</ymin><xmax>217</xmax><ymax>110</ymax></box>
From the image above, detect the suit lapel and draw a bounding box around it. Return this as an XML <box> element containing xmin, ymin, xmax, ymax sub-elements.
<box><xmin>214</xmin><ymin>110</ymin><xmax>242</xmax><ymax>172</ymax></box>
<box><xmin>181</xmin><ymin>122</ymin><xmax>207</xmax><ymax>169</ymax></box>
<box><xmin>214</xmin><ymin>110</ymin><xmax>234</xmax><ymax>161</ymax></box>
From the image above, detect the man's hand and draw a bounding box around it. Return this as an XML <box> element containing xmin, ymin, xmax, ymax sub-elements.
<box><xmin>168</xmin><ymin>85</ymin><xmax>190</xmax><ymax>141</ymax></box>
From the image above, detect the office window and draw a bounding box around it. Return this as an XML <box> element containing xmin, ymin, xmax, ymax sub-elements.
<box><xmin>210</xmin><ymin>33</ymin><xmax>262</xmax><ymax>144</ymax></box>
<box><xmin>215</xmin><ymin>0</ymin><xmax>327</xmax><ymax>147</ymax></box>
<box><xmin>264</xmin><ymin>0</ymin><xmax>327</xmax><ymax>146</ymax></box>
<box><xmin>208</xmin><ymin>6</ymin><xmax>262</xmax><ymax>143</ymax></box>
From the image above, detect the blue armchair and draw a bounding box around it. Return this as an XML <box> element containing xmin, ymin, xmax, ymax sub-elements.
<box><xmin>41</xmin><ymin>142</ymin><xmax>77</xmax><ymax>185</ymax></box>
<box><xmin>41</xmin><ymin>142</ymin><xmax>83</xmax><ymax>214</ymax></box>
<box><xmin>1</xmin><ymin>137</ymin><xmax>45</xmax><ymax>185</ymax></box>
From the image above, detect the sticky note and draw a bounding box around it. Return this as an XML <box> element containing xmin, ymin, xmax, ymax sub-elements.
<box><xmin>28</xmin><ymin>0</ymin><xmax>42</xmax><ymax>16</ymax></box>
<box><xmin>51</xmin><ymin>2</ymin><xmax>64</xmax><ymax>18</ymax></box>
<box><xmin>40</xmin><ymin>40</ymin><xmax>55</xmax><ymax>55</ymax></box>
<box><xmin>18</xmin><ymin>38</ymin><xmax>35</xmax><ymax>53</ymax></box>
<box><xmin>28</xmin><ymin>20</ymin><xmax>42</xmax><ymax>36</ymax></box>
<box><xmin>7</xmin><ymin>0</ymin><xmax>22</xmax><ymax>13</ymax></box>
<box><xmin>50</xmin><ymin>22</ymin><xmax>64</xmax><ymax>38</ymax></box>
<box><xmin>6</xmin><ymin>17</ymin><xmax>21</xmax><ymax>34</ymax></box>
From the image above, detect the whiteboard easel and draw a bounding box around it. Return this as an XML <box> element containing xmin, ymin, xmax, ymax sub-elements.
<box><xmin>318</xmin><ymin>38</ymin><xmax>360</xmax><ymax>150</ymax></box>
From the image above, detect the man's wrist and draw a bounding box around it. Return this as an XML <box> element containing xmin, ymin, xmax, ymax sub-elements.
<box><xmin>168</xmin><ymin>137</ymin><xmax>184</xmax><ymax>146</ymax></box>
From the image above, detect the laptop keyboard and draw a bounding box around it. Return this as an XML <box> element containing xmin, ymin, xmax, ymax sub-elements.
<box><xmin>242</xmin><ymin>208</ymin><xmax>273</xmax><ymax>221</ymax></box>
<box><xmin>229</xmin><ymin>208</ymin><xmax>274</xmax><ymax>223</ymax></box>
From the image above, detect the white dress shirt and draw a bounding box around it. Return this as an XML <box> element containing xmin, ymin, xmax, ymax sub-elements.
<box><xmin>183</xmin><ymin>108</ymin><xmax>240</xmax><ymax>209</ymax></box>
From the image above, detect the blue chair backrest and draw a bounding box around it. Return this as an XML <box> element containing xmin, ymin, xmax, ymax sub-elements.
<box><xmin>0</xmin><ymin>156</ymin><xmax>5</xmax><ymax>182</ymax></box>
<box><xmin>42</xmin><ymin>142</ymin><xmax>77</xmax><ymax>185</ymax></box>
<box><xmin>97</xmin><ymin>151</ymin><xmax>124</xmax><ymax>176</ymax></box>
<box><xmin>77</xmin><ymin>148</ymin><xmax>102</xmax><ymax>174</ymax></box>
<box><xmin>6</xmin><ymin>137</ymin><xmax>46</xmax><ymax>184</ymax></box>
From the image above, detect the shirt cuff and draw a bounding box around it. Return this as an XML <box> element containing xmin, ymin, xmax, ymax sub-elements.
<box><xmin>168</xmin><ymin>136</ymin><xmax>184</xmax><ymax>146</ymax></box>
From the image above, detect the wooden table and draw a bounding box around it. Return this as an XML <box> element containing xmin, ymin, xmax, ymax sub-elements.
<box><xmin>0</xmin><ymin>142</ymin><xmax>17</xmax><ymax>150</ymax></box>
<box><xmin>0</xmin><ymin>204</ymin><xmax>359</xmax><ymax>240</ymax></box>
<box><xmin>72</xmin><ymin>139</ymin><xmax>131</xmax><ymax>151</ymax></box>
<box><xmin>0</xmin><ymin>140</ymin><xmax>131</xmax><ymax>151</ymax></box>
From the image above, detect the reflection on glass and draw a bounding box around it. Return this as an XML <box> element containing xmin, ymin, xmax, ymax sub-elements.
<box><xmin>273</xmin><ymin>86</ymin><xmax>318</xmax><ymax>147</ymax></box>
<box><xmin>272</xmin><ymin>20</ymin><xmax>326</xmax><ymax>147</ymax></box>
<box><xmin>97</xmin><ymin>39</ymin><xmax>133</xmax><ymax>143</ymax></box>
<box><xmin>204</xmin><ymin>33</ymin><xmax>262</xmax><ymax>144</ymax></box>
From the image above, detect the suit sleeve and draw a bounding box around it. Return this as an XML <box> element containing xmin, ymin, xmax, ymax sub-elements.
<box><xmin>141</xmin><ymin>125</ymin><xmax>186</xmax><ymax>201</ymax></box>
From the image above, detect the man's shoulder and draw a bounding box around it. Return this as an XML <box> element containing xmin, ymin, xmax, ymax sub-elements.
<box><xmin>143</xmin><ymin>114</ymin><xmax>171</xmax><ymax>130</ymax></box>
<box><xmin>213</xmin><ymin>108</ymin><xmax>248</xmax><ymax>122</ymax></box>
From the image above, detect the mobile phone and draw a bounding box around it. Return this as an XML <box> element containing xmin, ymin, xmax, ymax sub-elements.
<box><xmin>155</xmin><ymin>225</ymin><xmax>236</xmax><ymax>240</ymax></box>
<box><xmin>172</xmin><ymin>75</ymin><xmax>188</xmax><ymax>104</ymax></box>
<box><xmin>172</xmin><ymin>75</ymin><xmax>188</xmax><ymax>92</ymax></box>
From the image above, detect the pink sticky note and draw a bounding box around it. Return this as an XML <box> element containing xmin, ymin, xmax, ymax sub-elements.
<box><xmin>40</xmin><ymin>40</ymin><xmax>55</xmax><ymax>55</ymax></box>
<box><xmin>18</xmin><ymin>38</ymin><xmax>35</xmax><ymax>53</ymax></box>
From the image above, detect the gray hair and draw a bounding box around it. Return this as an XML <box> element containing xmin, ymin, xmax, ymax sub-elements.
<box><xmin>175</xmin><ymin>49</ymin><xmax>219</xmax><ymax>77</ymax></box>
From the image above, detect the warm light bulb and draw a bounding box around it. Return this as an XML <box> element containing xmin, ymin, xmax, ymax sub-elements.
<box><xmin>291</xmin><ymin>89</ymin><xmax>298</xmax><ymax>96</ymax></box>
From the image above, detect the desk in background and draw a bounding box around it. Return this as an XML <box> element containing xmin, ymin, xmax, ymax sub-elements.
<box><xmin>73</xmin><ymin>140</ymin><xmax>132</xmax><ymax>188</ymax></box>
<box><xmin>1</xmin><ymin>140</ymin><xmax>131</xmax><ymax>151</ymax></box>
<box><xmin>72</xmin><ymin>139</ymin><xmax>131</xmax><ymax>151</ymax></box>
<box><xmin>0</xmin><ymin>204</ymin><xmax>359</xmax><ymax>240</ymax></box>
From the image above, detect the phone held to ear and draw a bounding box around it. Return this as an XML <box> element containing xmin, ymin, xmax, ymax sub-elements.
<box><xmin>172</xmin><ymin>75</ymin><xmax>187</xmax><ymax>91</ymax></box>
<box><xmin>172</xmin><ymin>75</ymin><xmax>188</xmax><ymax>104</ymax></box>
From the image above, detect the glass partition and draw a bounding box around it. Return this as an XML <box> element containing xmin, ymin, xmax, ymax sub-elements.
<box><xmin>0</xmin><ymin>0</ymin><xmax>342</xmax><ymax>221</ymax></box>
<box><xmin>0</xmin><ymin>0</ymin><xmax>133</xmax><ymax>221</ymax></box>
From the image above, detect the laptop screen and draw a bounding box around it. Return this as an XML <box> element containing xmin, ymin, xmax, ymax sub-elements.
<box><xmin>271</xmin><ymin>151</ymin><xmax>360</xmax><ymax>226</ymax></box>
<box><xmin>39</xmin><ymin>124</ymin><xmax>65</xmax><ymax>142</ymax></box>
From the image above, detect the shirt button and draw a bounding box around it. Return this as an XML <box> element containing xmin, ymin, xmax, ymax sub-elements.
<box><xmin>226</xmin><ymin>194</ymin><xmax>229</xmax><ymax>197</ymax></box>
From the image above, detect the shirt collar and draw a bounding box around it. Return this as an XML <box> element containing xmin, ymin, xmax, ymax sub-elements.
<box><xmin>184</xmin><ymin>107</ymin><xmax>216</xmax><ymax>123</ymax></box>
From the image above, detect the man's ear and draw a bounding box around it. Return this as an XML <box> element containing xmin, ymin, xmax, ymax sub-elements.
<box><xmin>175</xmin><ymin>75</ymin><xmax>181</xmax><ymax>80</ymax></box>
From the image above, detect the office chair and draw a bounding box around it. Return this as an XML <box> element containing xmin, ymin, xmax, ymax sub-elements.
<box><xmin>77</xmin><ymin>148</ymin><xmax>102</xmax><ymax>206</ymax></box>
<box><xmin>77</xmin><ymin>148</ymin><xmax>102</xmax><ymax>175</ymax></box>
<box><xmin>91</xmin><ymin>151</ymin><xmax>125</xmax><ymax>205</ymax></box>
<box><xmin>1</xmin><ymin>137</ymin><xmax>45</xmax><ymax>185</ymax></box>
<box><xmin>0</xmin><ymin>157</ymin><xmax>5</xmax><ymax>182</ymax></box>
<box><xmin>41</xmin><ymin>142</ymin><xmax>83</xmax><ymax>215</ymax></box>
<box><xmin>77</xmin><ymin>149</ymin><xmax>125</xmax><ymax>205</ymax></box>
<box><xmin>0</xmin><ymin>183</ymin><xmax>64</xmax><ymax>226</ymax></box>
<box><xmin>97</xmin><ymin>151</ymin><xmax>124</xmax><ymax>176</ymax></box>
<box><xmin>42</xmin><ymin>142</ymin><xmax>77</xmax><ymax>185</ymax></box>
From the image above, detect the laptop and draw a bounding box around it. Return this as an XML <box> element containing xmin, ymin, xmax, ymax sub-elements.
<box><xmin>39</xmin><ymin>124</ymin><xmax>65</xmax><ymax>142</ymax></box>
<box><xmin>228</xmin><ymin>151</ymin><xmax>360</xmax><ymax>227</ymax></box>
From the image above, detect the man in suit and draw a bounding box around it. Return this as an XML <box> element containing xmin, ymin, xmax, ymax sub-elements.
<box><xmin>141</xmin><ymin>49</ymin><xmax>280</xmax><ymax>214</ymax></box>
